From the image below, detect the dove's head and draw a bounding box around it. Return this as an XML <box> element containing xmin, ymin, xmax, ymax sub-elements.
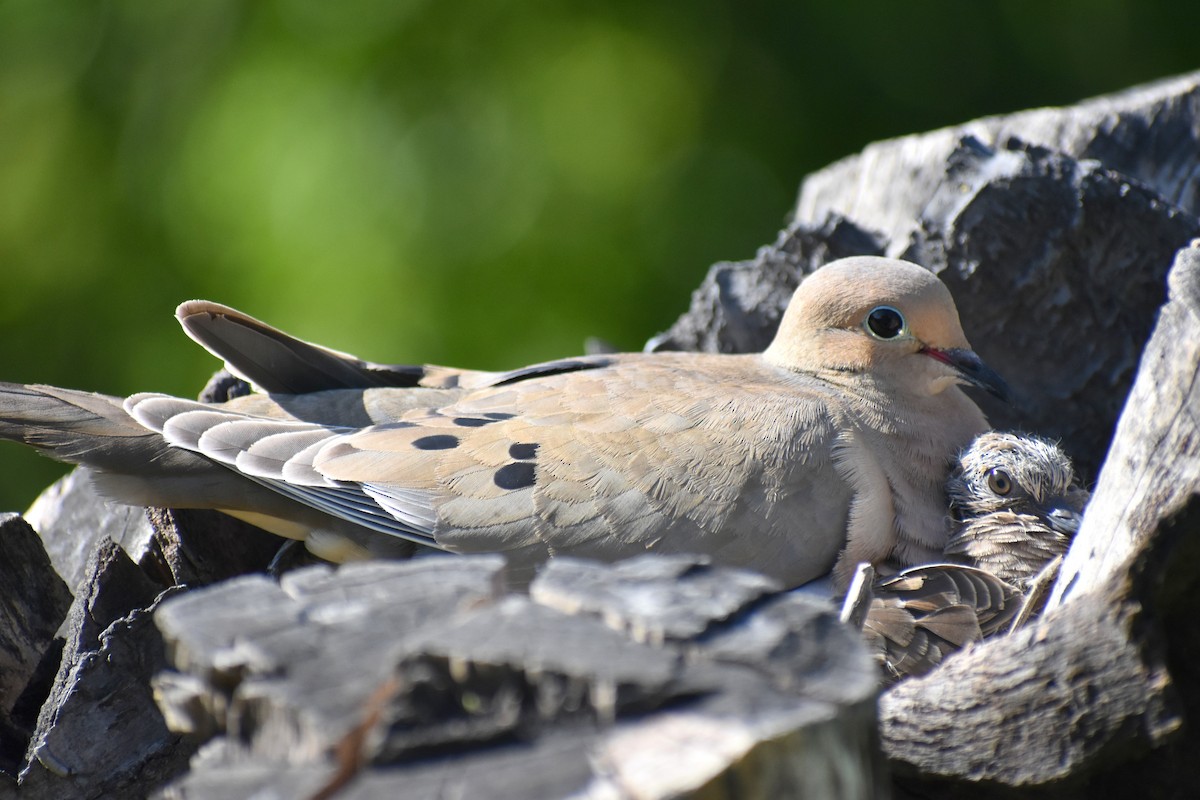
<box><xmin>948</xmin><ymin>431</ymin><xmax>1089</xmax><ymax>530</ymax></box>
<box><xmin>945</xmin><ymin>431</ymin><xmax>1090</xmax><ymax>584</ymax></box>
<box><xmin>764</xmin><ymin>256</ymin><xmax>1008</xmax><ymax>400</ymax></box>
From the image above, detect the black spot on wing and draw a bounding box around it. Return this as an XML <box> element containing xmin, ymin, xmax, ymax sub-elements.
<box><xmin>508</xmin><ymin>442</ymin><xmax>539</xmax><ymax>460</ymax></box>
<box><xmin>453</xmin><ymin>416</ymin><xmax>500</xmax><ymax>427</ymax></box>
<box><xmin>412</xmin><ymin>434</ymin><xmax>460</xmax><ymax>450</ymax></box>
<box><xmin>484</xmin><ymin>412</ymin><xmax>516</xmax><ymax>420</ymax></box>
<box><xmin>490</xmin><ymin>357</ymin><xmax>613</xmax><ymax>386</ymax></box>
<box><xmin>494</xmin><ymin>462</ymin><xmax>536</xmax><ymax>491</ymax></box>
<box><xmin>364</xmin><ymin>364</ymin><xmax>435</xmax><ymax>387</ymax></box>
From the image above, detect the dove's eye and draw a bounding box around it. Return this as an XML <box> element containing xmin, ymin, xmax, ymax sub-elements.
<box><xmin>987</xmin><ymin>469</ymin><xmax>1013</xmax><ymax>496</ymax></box>
<box><xmin>864</xmin><ymin>306</ymin><xmax>907</xmax><ymax>340</ymax></box>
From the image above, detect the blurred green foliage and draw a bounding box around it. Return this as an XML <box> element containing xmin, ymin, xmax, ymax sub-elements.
<box><xmin>0</xmin><ymin>0</ymin><xmax>1197</xmax><ymax>511</ymax></box>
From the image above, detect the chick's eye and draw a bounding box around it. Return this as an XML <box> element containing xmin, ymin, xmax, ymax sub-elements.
<box><xmin>987</xmin><ymin>469</ymin><xmax>1013</xmax><ymax>496</ymax></box>
<box><xmin>865</xmin><ymin>306</ymin><xmax>906</xmax><ymax>339</ymax></box>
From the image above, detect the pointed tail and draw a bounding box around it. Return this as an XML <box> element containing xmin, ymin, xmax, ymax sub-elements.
<box><xmin>0</xmin><ymin>383</ymin><xmax>174</xmax><ymax>466</ymax></box>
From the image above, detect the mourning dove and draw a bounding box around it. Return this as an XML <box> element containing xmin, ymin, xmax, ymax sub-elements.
<box><xmin>944</xmin><ymin>431</ymin><xmax>1088</xmax><ymax>587</ymax></box>
<box><xmin>853</xmin><ymin>431</ymin><xmax>1089</xmax><ymax>684</ymax></box>
<box><xmin>0</xmin><ymin>256</ymin><xmax>1007</xmax><ymax>588</ymax></box>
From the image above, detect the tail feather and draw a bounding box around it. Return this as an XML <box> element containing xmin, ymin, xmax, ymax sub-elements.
<box><xmin>0</xmin><ymin>382</ymin><xmax>184</xmax><ymax>470</ymax></box>
<box><xmin>0</xmin><ymin>382</ymin><xmax>424</xmax><ymax>559</ymax></box>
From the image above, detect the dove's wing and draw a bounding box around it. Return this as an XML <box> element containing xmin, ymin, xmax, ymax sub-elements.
<box><xmin>126</xmin><ymin>352</ymin><xmax>852</xmax><ymax>587</ymax></box>
<box><xmin>862</xmin><ymin>564</ymin><xmax>1022</xmax><ymax>684</ymax></box>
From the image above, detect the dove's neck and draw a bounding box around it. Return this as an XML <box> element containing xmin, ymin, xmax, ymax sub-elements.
<box><xmin>823</xmin><ymin>372</ymin><xmax>991</xmax><ymax>583</ymax></box>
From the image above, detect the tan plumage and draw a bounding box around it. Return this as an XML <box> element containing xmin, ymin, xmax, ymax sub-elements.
<box><xmin>856</xmin><ymin>432</ymin><xmax>1089</xmax><ymax>684</ymax></box>
<box><xmin>0</xmin><ymin>256</ymin><xmax>1007</xmax><ymax>588</ymax></box>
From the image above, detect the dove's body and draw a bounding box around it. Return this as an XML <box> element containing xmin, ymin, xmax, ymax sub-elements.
<box><xmin>0</xmin><ymin>257</ymin><xmax>1005</xmax><ymax>587</ymax></box>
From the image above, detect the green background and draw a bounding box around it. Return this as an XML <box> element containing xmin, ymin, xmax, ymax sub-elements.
<box><xmin>1</xmin><ymin>0</ymin><xmax>1197</xmax><ymax>512</ymax></box>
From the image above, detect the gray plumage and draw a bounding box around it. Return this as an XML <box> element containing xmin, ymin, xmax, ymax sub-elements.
<box><xmin>860</xmin><ymin>564</ymin><xmax>1021</xmax><ymax>685</ymax></box>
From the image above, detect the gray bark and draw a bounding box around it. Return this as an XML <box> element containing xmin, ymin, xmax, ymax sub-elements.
<box><xmin>17</xmin><ymin>540</ymin><xmax>190</xmax><ymax>799</ymax></box>
<box><xmin>152</xmin><ymin>556</ymin><xmax>883</xmax><ymax>800</ymax></box>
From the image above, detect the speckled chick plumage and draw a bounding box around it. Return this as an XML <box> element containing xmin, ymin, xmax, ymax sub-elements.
<box><xmin>858</xmin><ymin>431</ymin><xmax>1089</xmax><ymax>685</ymax></box>
<box><xmin>945</xmin><ymin>431</ymin><xmax>1090</xmax><ymax>587</ymax></box>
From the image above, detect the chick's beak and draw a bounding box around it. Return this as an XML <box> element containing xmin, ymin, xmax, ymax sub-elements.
<box><xmin>922</xmin><ymin>347</ymin><xmax>1010</xmax><ymax>402</ymax></box>
<box><xmin>1045</xmin><ymin>487</ymin><xmax>1090</xmax><ymax>536</ymax></box>
<box><xmin>1046</xmin><ymin>506</ymin><xmax>1084</xmax><ymax>536</ymax></box>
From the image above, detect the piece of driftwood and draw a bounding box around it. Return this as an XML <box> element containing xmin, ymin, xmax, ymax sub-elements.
<box><xmin>23</xmin><ymin>469</ymin><xmax>158</xmax><ymax>594</ymax></box>
<box><xmin>151</xmin><ymin>556</ymin><xmax>882</xmax><ymax>799</ymax></box>
<box><xmin>795</xmin><ymin>71</ymin><xmax>1200</xmax><ymax>243</ymax></box>
<box><xmin>0</xmin><ymin>476</ymin><xmax>301</xmax><ymax>798</ymax></box>
<box><xmin>0</xmin><ymin>71</ymin><xmax>1198</xmax><ymax>798</ymax></box>
<box><xmin>1049</xmin><ymin>242</ymin><xmax>1200</xmax><ymax>607</ymax></box>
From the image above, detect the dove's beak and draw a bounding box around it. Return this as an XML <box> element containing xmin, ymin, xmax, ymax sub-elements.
<box><xmin>1045</xmin><ymin>486</ymin><xmax>1090</xmax><ymax>536</ymax></box>
<box><xmin>923</xmin><ymin>347</ymin><xmax>1010</xmax><ymax>402</ymax></box>
<box><xmin>1046</xmin><ymin>506</ymin><xmax>1084</xmax><ymax>536</ymax></box>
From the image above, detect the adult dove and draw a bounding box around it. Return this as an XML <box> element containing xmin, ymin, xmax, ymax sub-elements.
<box><xmin>855</xmin><ymin>432</ymin><xmax>1089</xmax><ymax>683</ymax></box>
<box><xmin>0</xmin><ymin>256</ymin><xmax>1007</xmax><ymax>588</ymax></box>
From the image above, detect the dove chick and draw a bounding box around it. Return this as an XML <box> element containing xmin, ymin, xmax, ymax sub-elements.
<box><xmin>856</xmin><ymin>431</ymin><xmax>1089</xmax><ymax>685</ymax></box>
<box><xmin>0</xmin><ymin>257</ymin><xmax>1006</xmax><ymax>589</ymax></box>
<box><xmin>944</xmin><ymin>431</ymin><xmax>1089</xmax><ymax>588</ymax></box>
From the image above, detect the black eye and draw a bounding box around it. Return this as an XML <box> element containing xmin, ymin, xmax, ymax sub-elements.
<box><xmin>987</xmin><ymin>469</ymin><xmax>1013</xmax><ymax>496</ymax></box>
<box><xmin>865</xmin><ymin>306</ymin><xmax>906</xmax><ymax>339</ymax></box>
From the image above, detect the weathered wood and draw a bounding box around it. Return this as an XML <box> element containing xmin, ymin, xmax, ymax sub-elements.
<box><xmin>0</xmin><ymin>514</ymin><xmax>71</xmax><ymax>777</ymax></box>
<box><xmin>0</xmin><ymin>481</ymin><xmax>282</xmax><ymax>793</ymax></box>
<box><xmin>1049</xmin><ymin>242</ymin><xmax>1200</xmax><ymax>607</ymax></box>
<box><xmin>153</xmin><ymin>556</ymin><xmax>883</xmax><ymax>799</ymax></box>
<box><xmin>795</xmin><ymin>71</ymin><xmax>1200</xmax><ymax>246</ymax></box>
<box><xmin>529</xmin><ymin>554</ymin><xmax>779</xmax><ymax>642</ymax></box>
<box><xmin>881</xmin><ymin>591</ymin><xmax>1176</xmax><ymax>791</ymax></box>
<box><xmin>155</xmin><ymin>557</ymin><xmax>509</xmax><ymax>761</ymax></box>
<box><xmin>24</xmin><ymin>468</ymin><xmax>157</xmax><ymax>593</ymax></box>
<box><xmin>17</xmin><ymin>539</ymin><xmax>192</xmax><ymax>800</ymax></box>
